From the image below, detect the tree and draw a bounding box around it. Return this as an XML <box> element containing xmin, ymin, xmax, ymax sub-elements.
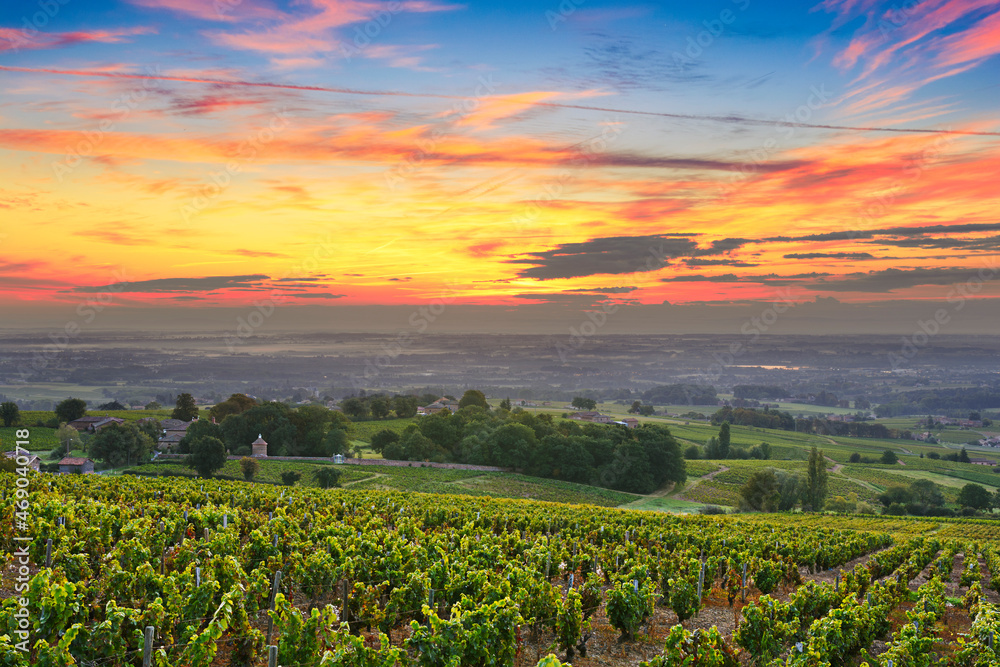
<box><xmin>369</xmin><ymin>397</ymin><xmax>391</xmax><ymax>419</ymax></box>
<box><xmin>239</xmin><ymin>457</ymin><xmax>259</xmax><ymax>481</ymax></box>
<box><xmin>849</xmin><ymin>452</ymin><xmax>862</xmax><ymax>463</ymax></box>
<box><xmin>314</xmin><ymin>467</ymin><xmax>342</xmax><ymax>489</ymax></box>
<box><xmin>684</xmin><ymin>445</ymin><xmax>700</xmax><ymax>460</ymax></box>
<box><xmin>777</xmin><ymin>472</ymin><xmax>805</xmax><ymax>511</ymax></box>
<box><xmin>717</xmin><ymin>422</ymin><xmax>731</xmax><ymax>460</ymax></box>
<box><xmin>571</xmin><ymin>397</ymin><xmax>597</xmax><ymax>411</ymax></box>
<box><xmin>499</xmin><ymin>397</ymin><xmax>512</xmax><ymax>411</ymax></box>
<box><xmin>281</xmin><ymin>471</ymin><xmax>302</xmax><ymax>486</ymax></box>
<box><xmin>740</xmin><ymin>468</ymin><xmax>802</xmax><ymax>512</ymax></box>
<box><xmin>0</xmin><ymin>454</ymin><xmax>16</xmax><ymax>473</ymax></box>
<box><xmin>704</xmin><ymin>436</ymin><xmax>721</xmax><ymax>459</ymax></box>
<box><xmin>0</xmin><ymin>401</ymin><xmax>20</xmax><ymax>427</ymax></box>
<box><xmin>98</xmin><ymin>400</ymin><xmax>126</xmax><ymax>410</ymax></box>
<box><xmin>804</xmin><ymin>446</ymin><xmax>828</xmax><ymax>511</ymax></box>
<box><xmin>187</xmin><ymin>436</ymin><xmax>227</xmax><ymax>478</ymax></box>
<box><xmin>393</xmin><ymin>395</ymin><xmax>418</xmax><ymax>418</ymax></box>
<box><xmin>637</xmin><ymin>404</ymin><xmax>655</xmax><ymax>416</ymax></box>
<box><xmin>458</xmin><ymin>390</ymin><xmax>488</xmax><ymax>410</ymax></box>
<box><xmin>145</xmin><ymin>401</ymin><xmax>161</xmax><ymax>410</ymax></box>
<box><xmin>172</xmin><ymin>393</ymin><xmax>199</xmax><ymax>421</ymax></box>
<box><xmin>178</xmin><ymin>419</ymin><xmax>223</xmax><ymax>454</ymax></box>
<box><xmin>957</xmin><ymin>483</ymin><xmax>992</xmax><ymax>510</ymax></box>
<box><xmin>878</xmin><ymin>486</ymin><xmax>912</xmax><ymax>507</ymax></box>
<box><xmin>370</xmin><ymin>429</ymin><xmax>400</xmax><ymax>454</ymax></box>
<box><xmin>322</xmin><ymin>428</ymin><xmax>349</xmax><ymax>456</ymax></box>
<box><xmin>739</xmin><ymin>469</ymin><xmax>779</xmax><ymax>512</ymax></box>
<box><xmin>56</xmin><ymin>424</ymin><xmax>82</xmax><ymax>456</ymax></box>
<box><xmin>969</xmin><ymin>411</ymin><xmax>981</xmax><ymax>421</ymax></box>
<box><xmin>341</xmin><ymin>397</ymin><xmax>369</xmax><ymax>419</ymax></box>
<box><xmin>880</xmin><ymin>450</ymin><xmax>898</xmax><ymax>464</ymax></box>
<box><xmin>628</xmin><ymin>401</ymin><xmax>642</xmax><ymax>414</ymax></box>
<box><xmin>55</xmin><ymin>398</ymin><xmax>87</xmax><ymax>423</ymax></box>
<box><xmin>89</xmin><ymin>423</ymin><xmax>154</xmax><ymax>468</ymax></box>
<box><xmin>758</xmin><ymin>442</ymin><xmax>772</xmax><ymax>460</ymax></box>
<box><xmin>209</xmin><ymin>394</ymin><xmax>256</xmax><ymax>422</ymax></box>
<box><xmin>959</xmin><ymin>447</ymin><xmax>971</xmax><ymax>464</ymax></box>
<box><xmin>908</xmin><ymin>479</ymin><xmax>944</xmax><ymax>508</ymax></box>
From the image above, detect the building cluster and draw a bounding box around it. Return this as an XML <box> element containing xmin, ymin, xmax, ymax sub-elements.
<box><xmin>417</xmin><ymin>397</ymin><xmax>461</xmax><ymax>415</ymax></box>
<box><xmin>568</xmin><ymin>412</ymin><xmax>639</xmax><ymax>428</ymax></box>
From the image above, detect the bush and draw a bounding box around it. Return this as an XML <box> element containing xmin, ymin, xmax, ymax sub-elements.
<box><xmin>281</xmin><ymin>471</ymin><xmax>302</xmax><ymax>486</ymax></box>
<box><xmin>698</xmin><ymin>505</ymin><xmax>726</xmax><ymax>515</ymax></box>
<box><xmin>314</xmin><ymin>467</ymin><xmax>342</xmax><ymax>489</ymax></box>
<box><xmin>925</xmin><ymin>506</ymin><xmax>955</xmax><ymax>517</ymax></box>
<box><xmin>884</xmin><ymin>502</ymin><xmax>907</xmax><ymax>515</ymax></box>
<box><xmin>187</xmin><ymin>435</ymin><xmax>227</xmax><ymax>478</ymax></box>
<box><xmin>239</xmin><ymin>457</ymin><xmax>259</xmax><ymax>481</ymax></box>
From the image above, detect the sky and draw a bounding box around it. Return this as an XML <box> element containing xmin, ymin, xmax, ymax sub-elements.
<box><xmin>1</xmin><ymin>0</ymin><xmax>999</xmax><ymax>333</ymax></box>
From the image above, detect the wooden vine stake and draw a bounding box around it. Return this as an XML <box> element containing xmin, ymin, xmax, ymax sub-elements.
<box><xmin>266</xmin><ymin>570</ymin><xmax>282</xmax><ymax>645</ymax></box>
<box><xmin>142</xmin><ymin>627</ymin><xmax>154</xmax><ymax>667</ymax></box>
<box><xmin>342</xmin><ymin>580</ymin><xmax>349</xmax><ymax>624</ymax></box>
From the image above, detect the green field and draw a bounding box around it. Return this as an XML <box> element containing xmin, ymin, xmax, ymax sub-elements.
<box><xmin>0</xmin><ymin>426</ymin><xmax>60</xmax><ymax>452</ymax></box>
<box><xmin>349</xmin><ymin>417</ymin><xmax>418</xmax><ymax>442</ymax></box>
<box><xmin>17</xmin><ymin>409</ymin><xmax>174</xmax><ymax>425</ymax></box>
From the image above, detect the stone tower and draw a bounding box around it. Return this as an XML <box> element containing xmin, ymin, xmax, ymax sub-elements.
<box><xmin>251</xmin><ymin>434</ymin><xmax>268</xmax><ymax>458</ymax></box>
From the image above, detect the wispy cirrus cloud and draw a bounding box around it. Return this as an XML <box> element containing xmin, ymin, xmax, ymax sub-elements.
<box><xmin>127</xmin><ymin>0</ymin><xmax>283</xmax><ymax>22</ymax></box>
<box><xmin>203</xmin><ymin>0</ymin><xmax>462</xmax><ymax>68</ymax></box>
<box><xmin>0</xmin><ymin>26</ymin><xmax>155</xmax><ymax>52</ymax></box>
<box><xmin>818</xmin><ymin>0</ymin><xmax>1000</xmax><ymax>119</ymax></box>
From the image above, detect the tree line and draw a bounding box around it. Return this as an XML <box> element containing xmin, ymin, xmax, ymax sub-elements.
<box><xmin>371</xmin><ymin>403</ymin><xmax>686</xmax><ymax>495</ymax></box>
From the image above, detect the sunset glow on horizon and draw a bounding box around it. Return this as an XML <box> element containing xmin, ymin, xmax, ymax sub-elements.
<box><xmin>2</xmin><ymin>0</ymin><xmax>999</xmax><ymax>317</ymax></box>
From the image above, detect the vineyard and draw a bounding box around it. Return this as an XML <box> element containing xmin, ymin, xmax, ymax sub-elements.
<box><xmin>3</xmin><ymin>472</ymin><xmax>1000</xmax><ymax>666</ymax></box>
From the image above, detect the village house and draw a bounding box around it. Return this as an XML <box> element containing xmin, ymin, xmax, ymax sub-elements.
<box><xmin>3</xmin><ymin>451</ymin><xmax>41</xmax><ymax>472</ymax></box>
<box><xmin>58</xmin><ymin>457</ymin><xmax>95</xmax><ymax>474</ymax></box>
<box><xmin>153</xmin><ymin>417</ymin><xmax>197</xmax><ymax>450</ymax></box>
<box><xmin>67</xmin><ymin>416</ymin><xmax>126</xmax><ymax>432</ymax></box>
<box><xmin>417</xmin><ymin>398</ymin><xmax>461</xmax><ymax>415</ymax></box>
<box><xmin>568</xmin><ymin>411</ymin><xmax>613</xmax><ymax>424</ymax></box>
<box><xmin>614</xmin><ymin>418</ymin><xmax>640</xmax><ymax>429</ymax></box>
<box><xmin>969</xmin><ymin>457</ymin><xmax>996</xmax><ymax>466</ymax></box>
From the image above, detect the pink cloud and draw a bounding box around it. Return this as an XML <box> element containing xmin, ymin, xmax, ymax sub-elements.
<box><xmin>203</xmin><ymin>0</ymin><xmax>461</xmax><ymax>64</ymax></box>
<box><xmin>821</xmin><ymin>0</ymin><xmax>1000</xmax><ymax>125</ymax></box>
<box><xmin>0</xmin><ymin>26</ymin><xmax>155</xmax><ymax>52</ymax></box>
<box><xmin>127</xmin><ymin>0</ymin><xmax>283</xmax><ymax>22</ymax></box>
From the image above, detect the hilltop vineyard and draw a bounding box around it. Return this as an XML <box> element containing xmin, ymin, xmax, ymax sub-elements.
<box><xmin>2</xmin><ymin>474</ymin><xmax>1000</xmax><ymax>666</ymax></box>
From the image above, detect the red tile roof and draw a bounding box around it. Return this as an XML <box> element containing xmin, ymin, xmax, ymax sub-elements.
<box><xmin>59</xmin><ymin>457</ymin><xmax>92</xmax><ymax>466</ymax></box>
